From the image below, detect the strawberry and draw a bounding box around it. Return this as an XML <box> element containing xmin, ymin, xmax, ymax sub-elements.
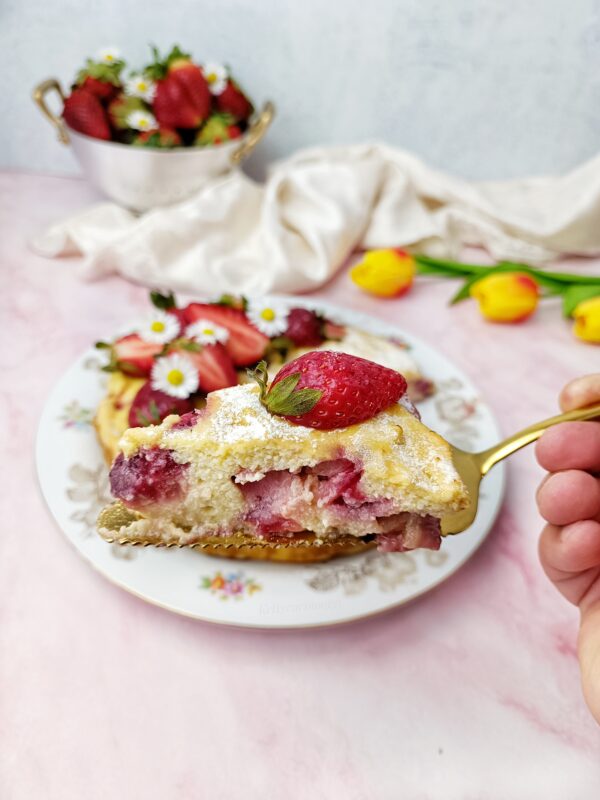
<box><xmin>186</xmin><ymin>343</ymin><xmax>238</xmax><ymax>392</ymax></box>
<box><xmin>216</xmin><ymin>79</ymin><xmax>253</xmax><ymax>121</ymax></box>
<box><xmin>285</xmin><ymin>308</ymin><xmax>323</xmax><ymax>347</ymax></box>
<box><xmin>107</xmin><ymin>94</ymin><xmax>147</xmax><ymax>130</ymax></box>
<box><xmin>182</xmin><ymin>303</ymin><xmax>268</xmax><ymax>366</ymax></box>
<box><xmin>195</xmin><ymin>114</ymin><xmax>241</xmax><ymax>146</ymax></box>
<box><xmin>133</xmin><ymin>128</ymin><xmax>182</xmax><ymax>148</ymax></box>
<box><xmin>252</xmin><ymin>351</ymin><xmax>407</xmax><ymax>430</ymax></box>
<box><xmin>75</xmin><ymin>58</ymin><xmax>123</xmax><ymax>103</ymax></box>
<box><xmin>63</xmin><ymin>89</ymin><xmax>111</xmax><ymax>140</ymax></box>
<box><xmin>79</xmin><ymin>76</ymin><xmax>118</xmax><ymax>103</ymax></box>
<box><xmin>111</xmin><ymin>334</ymin><xmax>163</xmax><ymax>377</ymax></box>
<box><xmin>147</xmin><ymin>45</ymin><xmax>210</xmax><ymax>129</ymax></box>
<box><xmin>167</xmin><ymin>339</ymin><xmax>238</xmax><ymax>392</ymax></box>
<box><xmin>128</xmin><ymin>381</ymin><xmax>194</xmax><ymax>427</ymax></box>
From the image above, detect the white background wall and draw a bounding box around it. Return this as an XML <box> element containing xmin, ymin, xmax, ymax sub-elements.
<box><xmin>4</xmin><ymin>0</ymin><xmax>600</xmax><ymax>181</ymax></box>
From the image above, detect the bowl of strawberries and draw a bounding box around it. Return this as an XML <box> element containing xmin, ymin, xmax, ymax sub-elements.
<box><xmin>33</xmin><ymin>45</ymin><xmax>274</xmax><ymax>212</ymax></box>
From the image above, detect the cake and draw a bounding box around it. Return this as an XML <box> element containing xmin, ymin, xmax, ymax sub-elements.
<box><xmin>94</xmin><ymin>294</ymin><xmax>442</xmax><ymax>561</ymax></box>
<box><xmin>98</xmin><ymin>352</ymin><xmax>468</xmax><ymax>557</ymax></box>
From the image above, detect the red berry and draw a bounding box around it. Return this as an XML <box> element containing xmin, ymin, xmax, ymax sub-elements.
<box><xmin>285</xmin><ymin>308</ymin><xmax>323</xmax><ymax>347</ymax></box>
<box><xmin>113</xmin><ymin>334</ymin><xmax>163</xmax><ymax>377</ymax></box>
<box><xmin>79</xmin><ymin>76</ymin><xmax>118</xmax><ymax>102</ymax></box>
<box><xmin>216</xmin><ymin>80</ymin><xmax>253</xmax><ymax>120</ymax></box>
<box><xmin>63</xmin><ymin>89</ymin><xmax>111</xmax><ymax>140</ymax></box>
<box><xmin>266</xmin><ymin>351</ymin><xmax>407</xmax><ymax>430</ymax></box>
<box><xmin>182</xmin><ymin>303</ymin><xmax>268</xmax><ymax>366</ymax></box>
<box><xmin>171</xmin><ymin>342</ymin><xmax>238</xmax><ymax>393</ymax></box>
<box><xmin>128</xmin><ymin>381</ymin><xmax>194</xmax><ymax>428</ymax></box>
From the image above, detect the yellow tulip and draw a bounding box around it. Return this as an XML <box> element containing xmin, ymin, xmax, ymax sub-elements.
<box><xmin>350</xmin><ymin>249</ymin><xmax>416</xmax><ymax>297</ymax></box>
<box><xmin>469</xmin><ymin>272</ymin><xmax>539</xmax><ymax>323</ymax></box>
<box><xmin>573</xmin><ymin>296</ymin><xmax>600</xmax><ymax>343</ymax></box>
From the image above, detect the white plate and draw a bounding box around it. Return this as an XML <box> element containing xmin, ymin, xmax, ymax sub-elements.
<box><xmin>36</xmin><ymin>298</ymin><xmax>505</xmax><ymax>629</ymax></box>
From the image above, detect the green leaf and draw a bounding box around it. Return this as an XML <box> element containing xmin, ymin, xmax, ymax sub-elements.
<box><xmin>263</xmin><ymin>372</ymin><xmax>322</xmax><ymax>417</ymax></box>
<box><xmin>148</xmin><ymin>399</ymin><xmax>161</xmax><ymax>422</ymax></box>
<box><xmin>449</xmin><ymin>276</ymin><xmax>481</xmax><ymax>305</ymax></box>
<box><xmin>266</xmin><ymin>336</ymin><xmax>294</xmax><ymax>359</ymax></box>
<box><xmin>215</xmin><ymin>294</ymin><xmax>248</xmax><ymax>310</ymax></box>
<box><xmin>177</xmin><ymin>339</ymin><xmax>202</xmax><ymax>352</ymax></box>
<box><xmin>95</xmin><ymin>340</ymin><xmax>110</xmax><ymax>349</ymax></box>
<box><xmin>247</xmin><ymin>362</ymin><xmax>322</xmax><ymax>417</ymax></box>
<box><xmin>150</xmin><ymin>290</ymin><xmax>176</xmax><ymax>310</ymax></box>
<box><xmin>562</xmin><ymin>284</ymin><xmax>600</xmax><ymax>317</ymax></box>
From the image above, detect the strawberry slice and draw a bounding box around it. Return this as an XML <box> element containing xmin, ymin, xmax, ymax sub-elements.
<box><xmin>177</xmin><ymin>343</ymin><xmax>238</xmax><ymax>392</ymax></box>
<box><xmin>113</xmin><ymin>334</ymin><xmax>163</xmax><ymax>377</ymax></box>
<box><xmin>128</xmin><ymin>381</ymin><xmax>194</xmax><ymax>427</ymax></box>
<box><xmin>182</xmin><ymin>304</ymin><xmax>268</xmax><ymax>366</ymax></box>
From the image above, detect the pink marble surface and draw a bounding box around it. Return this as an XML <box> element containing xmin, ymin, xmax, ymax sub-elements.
<box><xmin>1</xmin><ymin>171</ymin><xmax>600</xmax><ymax>799</ymax></box>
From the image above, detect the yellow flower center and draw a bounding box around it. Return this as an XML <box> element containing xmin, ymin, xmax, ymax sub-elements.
<box><xmin>138</xmin><ymin>81</ymin><xmax>147</xmax><ymax>91</ymax></box>
<box><xmin>105</xmin><ymin>54</ymin><xmax>114</xmax><ymax>62</ymax></box>
<box><xmin>207</xmin><ymin>72</ymin><xmax>218</xmax><ymax>83</ymax></box>
<box><xmin>260</xmin><ymin>308</ymin><xmax>276</xmax><ymax>321</ymax></box>
<box><xmin>167</xmin><ymin>369</ymin><xmax>185</xmax><ymax>386</ymax></box>
<box><xmin>203</xmin><ymin>328</ymin><xmax>214</xmax><ymax>336</ymax></box>
<box><xmin>151</xmin><ymin>320</ymin><xmax>165</xmax><ymax>332</ymax></box>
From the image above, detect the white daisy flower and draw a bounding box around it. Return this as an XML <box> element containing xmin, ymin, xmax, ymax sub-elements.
<box><xmin>186</xmin><ymin>319</ymin><xmax>230</xmax><ymax>345</ymax></box>
<box><xmin>126</xmin><ymin>110</ymin><xmax>158</xmax><ymax>131</ymax></box>
<box><xmin>125</xmin><ymin>74</ymin><xmax>156</xmax><ymax>102</ymax></box>
<box><xmin>246</xmin><ymin>300</ymin><xmax>289</xmax><ymax>336</ymax></box>
<box><xmin>151</xmin><ymin>354</ymin><xmax>199</xmax><ymax>399</ymax></box>
<box><xmin>97</xmin><ymin>46</ymin><xmax>121</xmax><ymax>65</ymax></box>
<box><xmin>136</xmin><ymin>310</ymin><xmax>180</xmax><ymax>344</ymax></box>
<box><xmin>202</xmin><ymin>62</ymin><xmax>228</xmax><ymax>95</ymax></box>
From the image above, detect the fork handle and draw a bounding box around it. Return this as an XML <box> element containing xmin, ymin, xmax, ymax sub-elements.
<box><xmin>478</xmin><ymin>402</ymin><xmax>600</xmax><ymax>476</ymax></box>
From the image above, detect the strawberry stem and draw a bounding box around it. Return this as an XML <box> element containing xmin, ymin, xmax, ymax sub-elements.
<box><xmin>248</xmin><ymin>361</ymin><xmax>322</xmax><ymax>417</ymax></box>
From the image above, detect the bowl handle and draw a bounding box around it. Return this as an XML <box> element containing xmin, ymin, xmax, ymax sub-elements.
<box><xmin>32</xmin><ymin>78</ymin><xmax>70</xmax><ymax>145</ymax></box>
<box><xmin>230</xmin><ymin>101</ymin><xmax>275</xmax><ymax>165</ymax></box>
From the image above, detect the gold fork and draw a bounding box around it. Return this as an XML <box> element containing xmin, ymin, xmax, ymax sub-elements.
<box><xmin>441</xmin><ymin>402</ymin><xmax>600</xmax><ymax>535</ymax></box>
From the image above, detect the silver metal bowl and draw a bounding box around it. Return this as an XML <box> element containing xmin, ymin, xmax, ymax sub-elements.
<box><xmin>33</xmin><ymin>78</ymin><xmax>274</xmax><ymax>212</ymax></box>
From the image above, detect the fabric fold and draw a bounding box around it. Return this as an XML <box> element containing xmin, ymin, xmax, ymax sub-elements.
<box><xmin>31</xmin><ymin>143</ymin><xmax>600</xmax><ymax>294</ymax></box>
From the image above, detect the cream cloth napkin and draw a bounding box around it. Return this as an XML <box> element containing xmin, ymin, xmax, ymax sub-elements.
<box><xmin>32</xmin><ymin>143</ymin><xmax>600</xmax><ymax>294</ymax></box>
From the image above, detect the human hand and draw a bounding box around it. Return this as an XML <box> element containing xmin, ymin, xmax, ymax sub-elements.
<box><xmin>535</xmin><ymin>375</ymin><xmax>600</xmax><ymax>723</ymax></box>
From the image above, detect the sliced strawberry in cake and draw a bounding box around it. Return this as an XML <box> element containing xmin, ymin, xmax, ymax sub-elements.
<box><xmin>99</xmin><ymin>353</ymin><xmax>468</xmax><ymax>553</ymax></box>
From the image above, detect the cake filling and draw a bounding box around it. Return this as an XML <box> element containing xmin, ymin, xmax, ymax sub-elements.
<box><xmin>110</xmin><ymin>448</ymin><xmax>189</xmax><ymax>507</ymax></box>
<box><xmin>235</xmin><ymin>457</ymin><xmax>441</xmax><ymax>551</ymax></box>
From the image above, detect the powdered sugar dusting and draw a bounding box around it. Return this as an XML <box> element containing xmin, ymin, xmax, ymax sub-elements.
<box><xmin>208</xmin><ymin>385</ymin><xmax>314</xmax><ymax>444</ymax></box>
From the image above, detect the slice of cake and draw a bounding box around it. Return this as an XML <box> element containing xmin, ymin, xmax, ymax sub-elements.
<box><xmin>98</xmin><ymin>352</ymin><xmax>468</xmax><ymax>555</ymax></box>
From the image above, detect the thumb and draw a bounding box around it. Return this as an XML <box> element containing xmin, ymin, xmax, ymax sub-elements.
<box><xmin>579</xmin><ymin>598</ymin><xmax>600</xmax><ymax>725</ymax></box>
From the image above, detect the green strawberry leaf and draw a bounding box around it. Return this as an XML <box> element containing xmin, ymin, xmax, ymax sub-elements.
<box><xmin>215</xmin><ymin>293</ymin><xmax>248</xmax><ymax>310</ymax></box>
<box><xmin>150</xmin><ymin>290</ymin><xmax>176</xmax><ymax>310</ymax></box>
<box><xmin>562</xmin><ymin>284</ymin><xmax>600</xmax><ymax>317</ymax></box>
<box><xmin>248</xmin><ymin>362</ymin><xmax>322</xmax><ymax>417</ymax></box>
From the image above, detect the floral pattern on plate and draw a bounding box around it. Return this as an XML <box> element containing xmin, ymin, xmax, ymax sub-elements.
<box><xmin>200</xmin><ymin>571</ymin><xmax>262</xmax><ymax>600</ymax></box>
<box><xmin>59</xmin><ymin>401</ymin><xmax>94</xmax><ymax>429</ymax></box>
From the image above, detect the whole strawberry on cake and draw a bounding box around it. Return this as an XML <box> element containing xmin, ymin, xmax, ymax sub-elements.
<box><xmin>94</xmin><ymin>293</ymin><xmax>439</xmax><ymax>562</ymax></box>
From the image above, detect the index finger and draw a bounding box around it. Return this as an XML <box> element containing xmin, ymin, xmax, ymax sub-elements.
<box><xmin>560</xmin><ymin>374</ymin><xmax>600</xmax><ymax>412</ymax></box>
